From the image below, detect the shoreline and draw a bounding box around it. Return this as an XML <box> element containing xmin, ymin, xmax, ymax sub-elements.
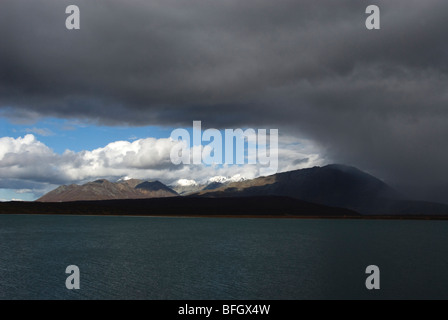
<box><xmin>1</xmin><ymin>196</ymin><xmax>447</xmax><ymax>221</ymax></box>
<box><xmin>1</xmin><ymin>212</ymin><xmax>448</xmax><ymax>221</ymax></box>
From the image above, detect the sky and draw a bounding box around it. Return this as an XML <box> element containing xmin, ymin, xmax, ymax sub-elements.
<box><xmin>0</xmin><ymin>0</ymin><xmax>447</xmax><ymax>202</ymax></box>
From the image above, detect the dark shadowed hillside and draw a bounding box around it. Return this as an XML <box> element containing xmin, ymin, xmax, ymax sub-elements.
<box><xmin>196</xmin><ymin>165</ymin><xmax>448</xmax><ymax>215</ymax></box>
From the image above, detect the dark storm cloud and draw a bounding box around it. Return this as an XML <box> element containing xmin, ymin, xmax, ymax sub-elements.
<box><xmin>1</xmin><ymin>0</ymin><xmax>448</xmax><ymax>195</ymax></box>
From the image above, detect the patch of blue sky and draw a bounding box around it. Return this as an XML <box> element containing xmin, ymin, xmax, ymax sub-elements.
<box><xmin>0</xmin><ymin>189</ymin><xmax>35</xmax><ymax>202</ymax></box>
<box><xmin>0</xmin><ymin>117</ymin><xmax>175</xmax><ymax>154</ymax></box>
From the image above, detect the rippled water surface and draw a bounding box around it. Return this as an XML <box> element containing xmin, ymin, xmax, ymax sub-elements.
<box><xmin>0</xmin><ymin>214</ymin><xmax>447</xmax><ymax>299</ymax></box>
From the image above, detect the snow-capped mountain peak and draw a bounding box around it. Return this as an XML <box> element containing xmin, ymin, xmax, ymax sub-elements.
<box><xmin>208</xmin><ymin>174</ymin><xmax>246</xmax><ymax>184</ymax></box>
<box><xmin>117</xmin><ymin>176</ymin><xmax>133</xmax><ymax>182</ymax></box>
<box><xmin>228</xmin><ymin>174</ymin><xmax>246</xmax><ymax>183</ymax></box>
<box><xmin>208</xmin><ymin>176</ymin><xmax>229</xmax><ymax>184</ymax></box>
<box><xmin>175</xmin><ymin>179</ymin><xmax>198</xmax><ymax>187</ymax></box>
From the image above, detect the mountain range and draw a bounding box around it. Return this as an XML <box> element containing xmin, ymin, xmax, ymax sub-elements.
<box><xmin>38</xmin><ymin>178</ymin><xmax>178</xmax><ymax>202</ymax></box>
<box><xmin>37</xmin><ymin>175</ymin><xmax>243</xmax><ymax>201</ymax></box>
<box><xmin>35</xmin><ymin>164</ymin><xmax>448</xmax><ymax>216</ymax></box>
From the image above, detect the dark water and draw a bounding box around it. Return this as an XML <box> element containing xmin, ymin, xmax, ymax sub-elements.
<box><xmin>0</xmin><ymin>214</ymin><xmax>447</xmax><ymax>300</ymax></box>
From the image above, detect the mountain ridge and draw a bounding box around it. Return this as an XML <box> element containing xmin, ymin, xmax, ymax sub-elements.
<box><xmin>37</xmin><ymin>179</ymin><xmax>178</xmax><ymax>202</ymax></box>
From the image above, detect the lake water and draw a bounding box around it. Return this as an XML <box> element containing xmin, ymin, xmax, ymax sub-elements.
<box><xmin>0</xmin><ymin>214</ymin><xmax>447</xmax><ymax>300</ymax></box>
